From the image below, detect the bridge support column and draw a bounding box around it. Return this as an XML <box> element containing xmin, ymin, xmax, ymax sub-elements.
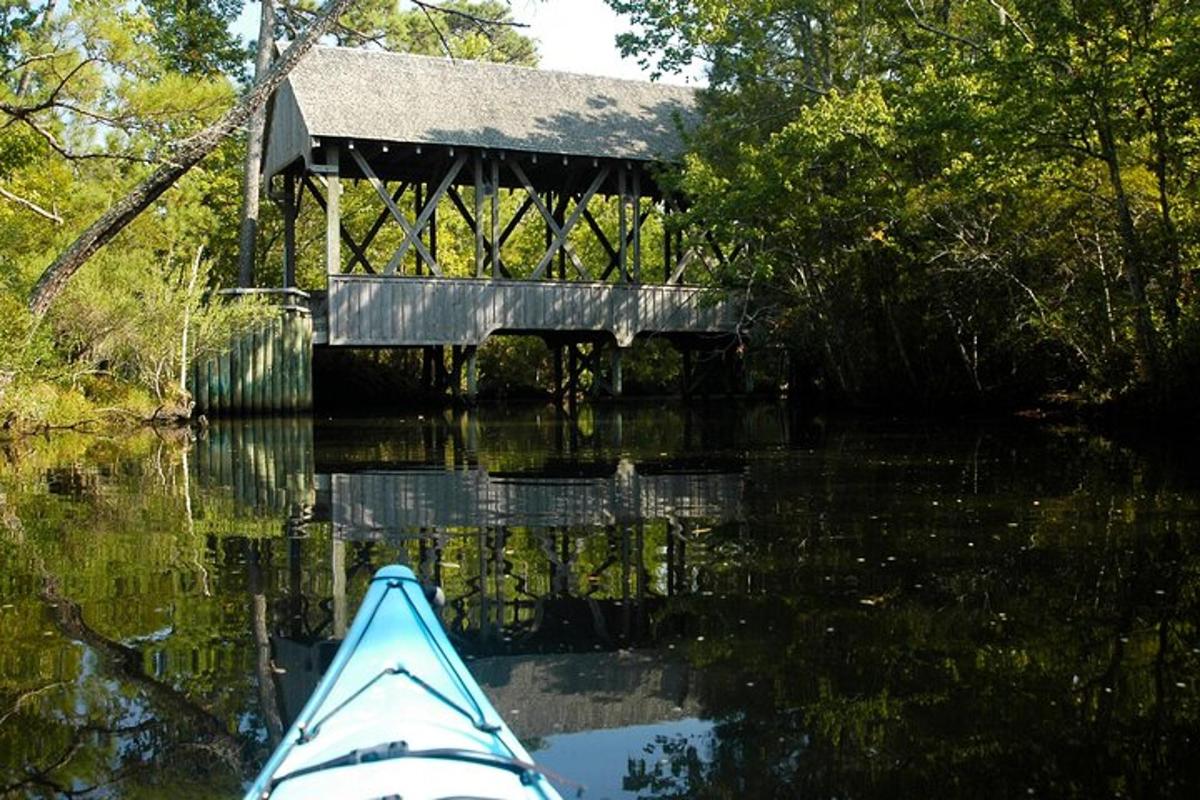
<box><xmin>464</xmin><ymin>345</ymin><xmax>479</xmax><ymax>403</ymax></box>
<box><xmin>553</xmin><ymin>344</ymin><xmax>564</xmax><ymax>404</ymax></box>
<box><xmin>681</xmin><ymin>348</ymin><xmax>693</xmax><ymax>399</ymax></box>
<box><xmin>611</xmin><ymin>346</ymin><xmax>626</xmax><ymax>397</ymax></box>
<box><xmin>422</xmin><ymin>346</ymin><xmax>434</xmax><ymax>391</ymax></box>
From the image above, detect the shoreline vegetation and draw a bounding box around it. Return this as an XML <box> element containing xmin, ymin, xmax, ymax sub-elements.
<box><xmin>3</xmin><ymin>1</ymin><xmax>1198</xmax><ymax>436</ymax></box>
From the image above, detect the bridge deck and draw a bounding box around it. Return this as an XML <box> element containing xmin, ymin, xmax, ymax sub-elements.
<box><xmin>324</xmin><ymin>275</ymin><xmax>737</xmax><ymax>347</ymax></box>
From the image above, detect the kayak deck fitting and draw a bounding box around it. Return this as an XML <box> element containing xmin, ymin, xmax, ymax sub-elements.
<box><xmin>245</xmin><ymin>565</ymin><xmax>563</xmax><ymax>800</ymax></box>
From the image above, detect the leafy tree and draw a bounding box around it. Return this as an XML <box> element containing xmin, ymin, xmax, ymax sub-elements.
<box><xmin>606</xmin><ymin>0</ymin><xmax>1200</xmax><ymax>411</ymax></box>
<box><xmin>141</xmin><ymin>0</ymin><xmax>250</xmax><ymax>77</ymax></box>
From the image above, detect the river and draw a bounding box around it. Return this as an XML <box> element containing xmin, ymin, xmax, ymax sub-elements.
<box><xmin>0</xmin><ymin>404</ymin><xmax>1197</xmax><ymax>798</ymax></box>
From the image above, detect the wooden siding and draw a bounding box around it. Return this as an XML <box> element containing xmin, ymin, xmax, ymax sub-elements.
<box><xmin>327</xmin><ymin>275</ymin><xmax>737</xmax><ymax>347</ymax></box>
<box><xmin>330</xmin><ymin>463</ymin><xmax>743</xmax><ymax>532</ymax></box>
<box><xmin>263</xmin><ymin>81</ymin><xmax>311</xmax><ymax>180</ymax></box>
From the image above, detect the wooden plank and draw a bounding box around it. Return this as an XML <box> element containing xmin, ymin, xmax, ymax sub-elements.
<box><xmin>490</xmin><ymin>159</ymin><xmax>500</xmax><ymax>278</ymax></box>
<box><xmin>474</xmin><ymin>153</ymin><xmax>485</xmax><ymax>278</ymax></box>
<box><xmin>325</xmin><ymin>145</ymin><xmax>340</xmax><ymax>276</ymax></box>
<box><xmin>195</xmin><ymin>355</ymin><xmax>210</xmax><ymax>415</ymax></box>
<box><xmin>300</xmin><ymin>313</ymin><xmax>313</xmax><ymax>410</ymax></box>
<box><xmin>272</xmin><ymin>315</ymin><xmax>285</xmax><ymax>411</ymax></box>
<box><xmin>618</xmin><ymin>168</ymin><xmax>628</xmax><ymax>283</ymax></box>
<box><xmin>283</xmin><ymin>173</ymin><xmax>297</xmax><ymax>288</ymax></box>
<box><xmin>232</xmin><ymin>330</ymin><xmax>244</xmax><ymax>410</ymax></box>
<box><xmin>632</xmin><ymin>169</ymin><xmax>642</xmax><ymax>283</ymax></box>
<box><xmin>218</xmin><ymin>344</ymin><xmax>231</xmax><ymax>415</ymax></box>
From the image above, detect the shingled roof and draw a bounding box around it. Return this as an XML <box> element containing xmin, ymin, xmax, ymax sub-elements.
<box><xmin>263</xmin><ymin>46</ymin><xmax>700</xmax><ymax>179</ymax></box>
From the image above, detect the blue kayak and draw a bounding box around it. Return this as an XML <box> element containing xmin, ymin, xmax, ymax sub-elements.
<box><xmin>245</xmin><ymin>565</ymin><xmax>563</xmax><ymax>800</ymax></box>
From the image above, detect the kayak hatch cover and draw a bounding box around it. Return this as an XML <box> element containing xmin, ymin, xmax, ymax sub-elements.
<box><xmin>244</xmin><ymin>565</ymin><xmax>564</xmax><ymax>800</ymax></box>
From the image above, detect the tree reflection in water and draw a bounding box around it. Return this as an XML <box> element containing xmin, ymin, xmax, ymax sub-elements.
<box><xmin>0</xmin><ymin>406</ymin><xmax>1197</xmax><ymax>798</ymax></box>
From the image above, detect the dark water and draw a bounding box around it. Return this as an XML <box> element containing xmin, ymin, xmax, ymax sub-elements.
<box><xmin>1</xmin><ymin>405</ymin><xmax>1197</xmax><ymax>799</ymax></box>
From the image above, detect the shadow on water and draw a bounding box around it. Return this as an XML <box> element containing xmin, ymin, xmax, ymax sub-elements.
<box><xmin>0</xmin><ymin>404</ymin><xmax>1198</xmax><ymax>798</ymax></box>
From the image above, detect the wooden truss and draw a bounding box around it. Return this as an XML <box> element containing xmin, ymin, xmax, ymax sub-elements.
<box><xmin>282</xmin><ymin>142</ymin><xmax>739</xmax><ymax>288</ymax></box>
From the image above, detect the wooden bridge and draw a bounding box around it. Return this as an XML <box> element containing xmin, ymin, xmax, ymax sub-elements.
<box><xmin>325</xmin><ymin>460</ymin><xmax>743</xmax><ymax>535</ymax></box>
<box><xmin>192</xmin><ymin>47</ymin><xmax>744</xmax><ymax>414</ymax></box>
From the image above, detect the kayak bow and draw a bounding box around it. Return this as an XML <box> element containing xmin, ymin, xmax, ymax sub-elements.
<box><xmin>245</xmin><ymin>565</ymin><xmax>562</xmax><ymax>800</ymax></box>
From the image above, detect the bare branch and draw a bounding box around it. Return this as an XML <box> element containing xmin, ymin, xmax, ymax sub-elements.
<box><xmin>410</xmin><ymin>1</ymin><xmax>530</xmax><ymax>30</ymax></box>
<box><xmin>0</xmin><ymin>50</ymin><xmax>65</xmax><ymax>77</ymax></box>
<box><xmin>0</xmin><ymin>185</ymin><xmax>63</xmax><ymax>224</ymax></box>
<box><xmin>418</xmin><ymin>3</ymin><xmax>456</xmax><ymax>59</ymax></box>
<box><xmin>987</xmin><ymin>0</ymin><xmax>1035</xmax><ymax>47</ymax></box>
<box><xmin>903</xmin><ymin>0</ymin><xmax>984</xmax><ymax>52</ymax></box>
<box><xmin>14</xmin><ymin>112</ymin><xmax>154</xmax><ymax>163</ymax></box>
<box><xmin>0</xmin><ymin>57</ymin><xmax>99</xmax><ymax>118</ymax></box>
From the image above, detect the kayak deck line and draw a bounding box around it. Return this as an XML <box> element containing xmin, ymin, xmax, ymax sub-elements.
<box><xmin>268</xmin><ymin>743</ymin><xmax>544</xmax><ymax>793</ymax></box>
<box><xmin>299</xmin><ymin>663</ymin><xmax>502</xmax><ymax>743</ymax></box>
<box><xmin>293</xmin><ymin>575</ymin><xmax>497</xmax><ymax>745</ymax></box>
<box><xmin>246</xmin><ymin>565</ymin><xmax>565</xmax><ymax>800</ymax></box>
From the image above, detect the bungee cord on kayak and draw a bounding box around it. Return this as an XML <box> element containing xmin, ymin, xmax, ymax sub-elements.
<box><xmin>300</xmin><ymin>664</ymin><xmax>502</xmax><ymax>742</ymax></box>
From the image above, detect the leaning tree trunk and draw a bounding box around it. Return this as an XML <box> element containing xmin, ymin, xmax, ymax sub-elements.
<box><xmin>237</xmin><ymin>0</ymin><xmax>277</xmax><ymax>288</ymax></box>
<box><xmin>28</xmin><ymin>0</ymin><xmax>358</xmax><ymax>318</ymax></box>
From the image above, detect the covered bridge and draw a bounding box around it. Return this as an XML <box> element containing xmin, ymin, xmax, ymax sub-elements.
<box><xmin>256</xmin><ymin>47</ymin><xmax>739</xmax><ymax>399</ymax></box>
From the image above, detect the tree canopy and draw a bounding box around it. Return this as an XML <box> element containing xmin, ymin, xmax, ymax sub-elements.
<box><xmin>608</xmin><ymin>0</ymin><xmax>1200</xmax><ymax>411</ymax></box>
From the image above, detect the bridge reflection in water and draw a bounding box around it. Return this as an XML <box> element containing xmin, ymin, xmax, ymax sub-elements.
<box><xmin>190</xmin><ymin>407</ymin><xmax>781</xmax><ymax>742</ymax></box>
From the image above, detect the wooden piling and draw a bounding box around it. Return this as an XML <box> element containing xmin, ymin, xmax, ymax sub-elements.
<box><xmin>189</xmin><ymin>293</ymin><xmax>313</xmax><ymax>416</ymax></box>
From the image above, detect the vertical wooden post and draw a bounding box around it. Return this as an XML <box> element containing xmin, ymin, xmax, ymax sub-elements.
<box><xmin>465</xmin><ymin>345</ymin><xmax>479</xmax><ymax>403</ymax></box>
<box><xmin>663</xmin><ymin>201</ymin><xmax>672</xmax><ymax>284</ymax></box>
<box><xmin>611</xmin><ymin>346</ymin><xmax>624</xmax><ymax>397</ymax></box>
<box><xmin>632</xmin><ymin>168</ymin><xmax>642</xmax><ymax>283</ymax></box>
<box><xmin>429</xmin><ymin>194</ymin><xmax>438</xmax><ymax>268</ymax></box>
<box><xmin>291</xmin><ymin>311</ymin><xmax>303</xmax><ymax>411</ymax></box>
<box><xmin>553</xmin><ymin>343</ymin><xmax>564</xmax><ymax>403</ymax></box>
<box><xmin>272</xmin><ymin>314</ymin><xmax>285</xmax><ymax>411</ymax></box>
<box><xmin>490</xmin><ymin>158</ymin><xmax>501</xmax><ymax>278</ymax></box>
<box><xmin>543</xmin><ymin>190</ymin><xmax>554</xmax><ymax>278</ymax></box>
<box><xmin>300</xmin><ymin>312</ymin><xmax>313</xmax><ymax>411</ymax></box>
<box><xmin>556</xmin><ymin>190</ymin><xmax>567</xmax><ymax>281</ymax></box>
<box><xmin>474</xmin><ymin>152</ymin><xmax>485</xmax><ymax>278</ymax></box>
<box><xmin>413</xmin><ymin>182</ymin><xmax>424</xmax><ymax>277</ymax></box>
<box><xmin>617</xmin><ymin>167</ymin><xmax>628</xmax><ymax>283</ymax></box>
<box><xmin>233</xmin><ymin>329</ymin><xmax>245</xmax><ymax>410</ymax></box>
<box><xmin>283</xmin><ymin>172</ymin><xmax>297</xmax><ymax>288</ymax></box>
<box><xmin>218</xmin><ymin>347</ymin><xmax>231</xmax><ymax>414</ymax></box>
<box><xmin>252</xmin><ymin>324</ymin><xmax>265</xmax><ymax>414</ymax></box>
<box><xmin>568</xmin><ymin>343</ymin><xmax>578</xmax><ymax>408</ymax></box>
<box><xmin>282</xmin><ymin>311</ymin><xmax>295</xmax><ymax>411</ymax></box>
<box><xmin>325</xmin><ymin>145</ymin><xmax>341</xmax><ymax>277</ymax></box>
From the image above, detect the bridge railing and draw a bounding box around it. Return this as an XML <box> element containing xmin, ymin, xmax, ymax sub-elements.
<box><xmin>325</xmin><ymin>274</ymin><xmax>737</xmax><ymax>347</ymax></box>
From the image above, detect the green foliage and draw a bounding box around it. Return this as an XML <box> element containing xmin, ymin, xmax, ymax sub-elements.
<box><xmin>608</xmin><ymin>0</ymin><xmax>1200</xmax><ymax>411</ymax></box>
<box><xmin>140</xmin><ymin>0</ymin><xmax>249</xmax><ymax>77</ymax></box>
